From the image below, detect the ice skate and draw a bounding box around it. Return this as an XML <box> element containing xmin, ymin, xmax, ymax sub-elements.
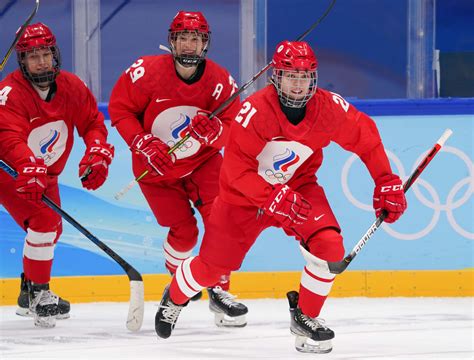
<box><xmin>16</xmin><ymin>273</ymin><xmax>70</xmax><ymax>319</ymax></box>
<box><xmin>287</xmin><ymin>291</ymin><xmax>334</xmax><ymax>353</ymax></box>
<box><xmin>27</xmin><ymin>281</ymin><xmax>60</xmax><ymax>328</ymax></box>
<box><xmin>207</xmin><ymin>286</ymin><xmax>248</xmax><ymax>327</ymax></box>
<box><xmin>155</xmin><ymin>285</ymin><xmax>187</xmax><ymax>339</ymax></box>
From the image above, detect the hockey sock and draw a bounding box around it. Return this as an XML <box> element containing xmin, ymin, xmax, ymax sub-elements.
<box><xmin>299</xmin><ymin>229</ymin><xmax>343</xmax><ymax>317</ymax></box>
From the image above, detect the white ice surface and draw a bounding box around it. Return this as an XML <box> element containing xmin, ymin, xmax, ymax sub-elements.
<box><xmin>1</xmin><ymin>297</ymin><xmax>473</xmax><ymax>359</ymax></box>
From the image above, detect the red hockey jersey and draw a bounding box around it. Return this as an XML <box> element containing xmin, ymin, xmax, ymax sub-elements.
<box><xmin>220</xmin><ymin>85</ymin><xmax>393</xmax><ymax>207</ymax></box>
<box><xmin>108</xmin><ymin>54</ymin><xmax>240</xmax><ymax>182</ymax></box>
<box><xmin>0</xmin><ymin>70</ymin><xmax>107</xmax><ymax>180</ymax></box>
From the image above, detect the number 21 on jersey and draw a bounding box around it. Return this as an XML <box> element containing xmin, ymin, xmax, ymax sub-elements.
<box><xmin>235</xmin><ymin>101</ymin><xmax>257</xmax><ymax>128</ymax></box>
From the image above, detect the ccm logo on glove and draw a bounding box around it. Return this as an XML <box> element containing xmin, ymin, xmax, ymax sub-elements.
<box><xmin>373</xmin><ymin>174</ymin><xmax>407</xmax><ymax>223</ymax></box>
<box><xmin>131</xmin><ymin>132</ymin><xmax>175</xmax><ymax>176</ymax></box>
<box><xmin>133</xmin><ymin>133</ymin><xmax>153</xmax><ymax>150</ymax></box>
<box><xmin>264</xmin><ymin>184</ymin><xmax>312</xmax><ymax>227</ymax></box>
<box><xmin>15</xmin><ymin>157</ymin><xmax>48</xmax><ymax>203</ymax></box>
<box><xmin>89</xmin><ymin>145</ymin><xmax>114</xmax><ymax>162</ymax></box>
<box><xmin>21</xmin><ymin>166</ymin><xmax>47</xmax><ymax>174</ymax></box>
<box><xmin>268</xmin><ymin>184</ymin><xmax>289</xmax><ymax>212</ymax></box>
<box><xmin>380</xmin><ymin>184</ymin><xmax>403</xmax><ymax>192</ymax></box>
<box><xmin>79</xmin><ymin>140</ymin><xmax>114</xmax><ymax>191</ymax></box>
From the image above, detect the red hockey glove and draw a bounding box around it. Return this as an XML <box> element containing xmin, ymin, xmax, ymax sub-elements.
<box><xmin>79</xmin><ymin>140</ymin><xmax>114</xmax><ymax>190</ymax></box>
<box><xmin>131</xmin><ymin>133</ymin><xmax>175</xmax><ymax>176</ymax></box>
<box><xmin>373</xmin><ymin>174</ymin><xmax>407</xmax><ymax>223</ymax></box>
<box><xmin>188</xmin><ymin>110</ymin><xmax>223</xmax><ymax>146</ymax></box>
<box><xmin>15</xmin><ymin>157</ymin><xmax>47</xmax><ymax>204</ymax></box>
<box><xmin>263</xmin><ymin>184</ymin><xmax>312</xmax><ymax>227</ymax></box>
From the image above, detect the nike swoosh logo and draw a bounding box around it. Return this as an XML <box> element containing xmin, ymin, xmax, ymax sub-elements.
<box><xmin>314</xmin><ymin>214</ymin><xmax>325</xmax><ymax>221</ymax></box>
<box><xmin>156</xmin><ymin>98</ymin><xmax>171</xmax><ymax>103</ymax></box>
<box><xmin>30</xmin><ymin>117</ymin><xmax>41</xmax><ymax>122</ymax></box>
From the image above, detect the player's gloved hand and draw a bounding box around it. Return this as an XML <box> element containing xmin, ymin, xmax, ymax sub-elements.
<box><xmin>373</xmin><ymin>174</ymin><xmax>407</xmax><ymax>223</ymax></box>
<box><xmin>187</xmin><ymin>110</ymin><xmax>223</xmax><ymax>146</ymax></box>
<box><xmin>131</xmin><ymin>132</ymin><xmax>175</xmax><ymax>176</ymax></box>
<box><xmin>15</xmin><ymin>157</ymin><xmax>48</xmax><ymax>204</ymax></box>
<box><xmin>263</xmin><ymin>184</ymin><xmax>312</xmax><ymax>227</ymax></box>
<box><xmin>79</xmin><ymin>140</ymin><xmax>114</xmax><ymax>190</ymax></box>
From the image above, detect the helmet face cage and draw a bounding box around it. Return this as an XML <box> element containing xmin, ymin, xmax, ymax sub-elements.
<box><xmin>271</xmin><ymin>41</ymin><xmax>318</xmax><ymax>108</ymax></box>
<box><xmin>15</xmin><ymin>23</ymin><xmax>61</xmax><ymax>86</ymax></box>
<box><xmin>168</xmin><ymin>30</ymin><xmax>210</xmax><ymax>67</ymax></box>
<box><xmin>272</xmin><ymin>69</ymin><xmax>318</xmax><ymax>108</ymax></box>
<box><xmin>17</xmin><ymin>45</ymin><xmax>61</xmax><ymax>86</ymax></box>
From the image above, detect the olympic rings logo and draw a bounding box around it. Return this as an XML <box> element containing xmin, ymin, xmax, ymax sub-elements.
<box><xmin>341</xmin><ymin>146</ymin><xmax>473</xmax><ymax>240</ymax></box>
<box><xmin>264</xmin><ymin>169</ymin><xmax>292</xmax><ymax>183</ymax></box>
<box><xmin>166</xmin><ymin>139</ymin><xmax>194</xmax><ymax>152</ymax></box>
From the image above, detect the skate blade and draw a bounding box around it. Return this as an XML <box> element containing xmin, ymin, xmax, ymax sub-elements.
<box><xmin>16</xmin><ymin>307</ymin><xmax>32</xmax><ymax>317</ymax></box>
<box><xmin>214</xmin><ymin>313</ymin><xmax>247</xmax><ymax>328</ymax></box>
<box><xmin>16</xmin><ymin>307</ymin><xmax>70</xmax><ymax>320</ymax></box>
<box><xmin>294</xmin><ymin>335</ymin><xmax>332</xmax><ymax>354</ymax></box>
<box><xmin>190</xmin><ymin>291</ymin><xmax>203</xmax><ymax>302</ymax></box>
<box><xmin>34</xmin><ymin>315</ymin><xmax>57</xmax><ymax>328</ymax></box>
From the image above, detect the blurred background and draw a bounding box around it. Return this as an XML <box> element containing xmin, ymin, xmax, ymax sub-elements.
<box><xmin>1</xmin><ymin>0</ymin><xmax>473</xmax><ymax>101</ymax></box>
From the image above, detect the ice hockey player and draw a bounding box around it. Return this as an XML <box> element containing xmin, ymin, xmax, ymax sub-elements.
<box><xmin>0</xmin><ymin>23</ymin><xmax>114</xmax><ymax>327</ymax></box>
<box><xmin>155</xmin><ymin>40</ymin><xmax>407</xmax><ymax>352</ymax></box>
<box><xmin>108</xmin><ymin>11</ymin><xmax>247</xmax><ymax>327</ymax></box>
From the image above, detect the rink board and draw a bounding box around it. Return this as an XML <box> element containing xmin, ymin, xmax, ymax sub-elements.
<box><xmin>0</xmin><ymin>269</ymin><xmax>472</xmax><ymax>305</ymax></box>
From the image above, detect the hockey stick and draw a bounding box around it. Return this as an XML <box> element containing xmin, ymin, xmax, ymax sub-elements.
<box><xmin>114</xmin><ymin>169</ymin><xmax>148</xmax><ymax>200</ymax></box>
<box><xmin>114</xmin><ymin>0</ymin><xmax>337</xmax><ymax>200</ymax></box>
<box><xmin>0</xmin><ymin>0</ymin><xmax>40</xmax><ymax>72</ymax></box>
<box><xmin>300</xmin><ymin>128</ymin><xmax>453</xmax><ymax>275</ymax></box>
<box><xmin>0</xmin><ymin>160</ymin><xmax>144</xmax><ymax>331</ymax></box>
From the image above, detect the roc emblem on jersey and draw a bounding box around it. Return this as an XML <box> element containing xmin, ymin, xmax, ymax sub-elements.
<box><xmin>151</xmin><ymin>105</ymin><xmax>202</xmax><ymax>160</ymax></box>
<box><xmin>27</xmin><ymin>120</ymin><xmax>68</xmax><ymax>166</ymax></box>
<box><xmin>257</xmin><ymin>140</ymin><xmax>313</xmax><ymax>185</ymax></box>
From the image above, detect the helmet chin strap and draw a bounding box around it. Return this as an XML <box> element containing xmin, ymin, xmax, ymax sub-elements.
<box><xmin>177</xmin><ymin>55</ymin><xmax>200</xmax><ymax>67</ymax></box>
<box><xmin>174</xmin><ymin>45</ymin><xmax>208</xmax><ymax>67</ymax></box>
<box><xmin>174</xmin><ymin>59</ymin><xmax>200</xmax><ymax>81</ymax></box>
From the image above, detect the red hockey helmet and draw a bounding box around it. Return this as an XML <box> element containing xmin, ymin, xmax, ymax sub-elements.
<box><xmin>169</xmin><ymin>11</ymin><xmax>210</xmax><ymax>33</ymax></box>
<box><xmin>168</xmin><ymin>11</ymin><xmax>211</xmax><ymax>67</ymax></box>
<box><xmin>15</xmin><ymin>23</ymin><xmax>61</xmax><ymax>86</ymax></box>
<box><xmin>271</xmin><ymin>41</ymin><xmax>318</xmax><ymax>108</ymax></box>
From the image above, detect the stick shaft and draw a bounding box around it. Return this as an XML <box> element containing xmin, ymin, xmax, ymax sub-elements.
<box><xmin>327</xmin><ymin>128</ymin><xmax>453</xmax><ymax>274</ymax></box>
<box><xmin>0</xmin><ymin>0</ymin><xmax>40</xmax><ymax>71</ymax></box>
